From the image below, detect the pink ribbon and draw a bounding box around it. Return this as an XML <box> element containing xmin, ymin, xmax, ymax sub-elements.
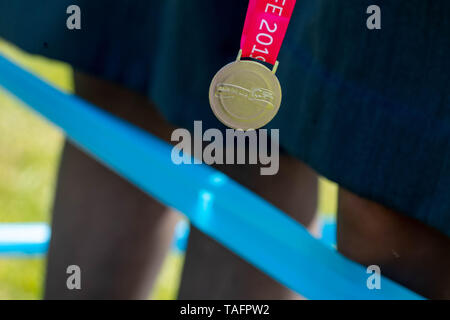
<box><xmin>240</xmin><ymin>0</ymin><xmax>297</xmax><ymax>65</ymax></box>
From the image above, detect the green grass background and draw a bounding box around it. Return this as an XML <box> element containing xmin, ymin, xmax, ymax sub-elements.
<box><xmin>0</xmin><ymin>39</ymin><xmax>337</xmax><ymax>300</ymax></box>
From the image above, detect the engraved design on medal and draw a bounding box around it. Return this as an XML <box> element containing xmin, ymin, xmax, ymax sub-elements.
<box><xmin>215</xmin><ymin>84</ymin><xmax>275</xmax><ymax>109</ymax></box>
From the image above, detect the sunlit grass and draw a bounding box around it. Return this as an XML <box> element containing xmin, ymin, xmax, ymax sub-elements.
<box><xmin>0</xmin><ymin>40</ymin><xmax>70</xmax><ymax>224</ymax></box>
<box><xmin>0</xmin><ymin>258</ymin><xmax>44</xmax><ymax>300</ymax></box>
<box><xmin>151</xmin><ymin>252</ymin><xmax>185</xmax><ymax>300</ymax></box>
<box><xmin>319</xmin><ymin>178</ymin><xmax>338</xmax><ymax>216</ymax></box>
<box><xmin>0</xmin><ymin>39</ymin><xmax>69</xmax><ymax>300</ymax></box>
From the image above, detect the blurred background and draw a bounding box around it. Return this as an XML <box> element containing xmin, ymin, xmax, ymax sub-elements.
<box><xmin>0</xmin><ymin>38</ymin><xmax>338</xmax><ymax>300</ymax></box>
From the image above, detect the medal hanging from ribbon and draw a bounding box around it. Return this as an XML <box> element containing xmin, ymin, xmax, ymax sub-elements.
<box><xmin>209</xmin><ymin>0</ymin><xmax>297</xmax><ymax>130</ymax></box>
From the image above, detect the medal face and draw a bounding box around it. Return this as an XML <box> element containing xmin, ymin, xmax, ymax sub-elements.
<box><xmin>209</xmin><ymin>60</ymin><xmax>282</xmax><ymax>130</ymax></box>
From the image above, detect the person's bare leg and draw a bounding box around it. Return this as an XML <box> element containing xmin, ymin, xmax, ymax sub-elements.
<box><xmin>45</xmin><ymin>71</ymin><xmax>179</xmax><ymax>299</ymax></box>
<box><xmin>337</xmin><ymin>188</ymin><xmax>450</xmax><ymax>299</ymax></box>
<box><xmin>178</xmin><ymin>157</ymin><xmax>318</xmax><ymax>299</ymax></box>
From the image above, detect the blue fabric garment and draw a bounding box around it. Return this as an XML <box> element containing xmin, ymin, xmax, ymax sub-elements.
<box><xmin>1</xmin><ymin>0</ymin><xmax>449</xmax><ymax>236</ymax></box>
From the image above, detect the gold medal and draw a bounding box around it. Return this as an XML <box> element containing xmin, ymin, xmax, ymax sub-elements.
<box><xmin>209</xmin><ymin>50</ymin><xmax>281</xmax><ymax>130</ymax></box>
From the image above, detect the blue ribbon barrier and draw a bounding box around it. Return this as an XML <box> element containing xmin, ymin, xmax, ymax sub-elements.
<box><xmin>172</xmin><ymin>220</ymin><xmax>190</xmax><ymax>253</ymax></box>
<box><xmin>0</xmin><ymin>221</ymin><xmax>186</xmax><ymax>256</ymax></box>
<box><xmin>0</xmin><ymin>54</ymin><xmax>423</xmax><ymax>300</ymax></box>
<box><xmin>0</xmin><ymin>218</ymin><xmax>335</xmax><ymax>256</ymax></box>
<box><xmin>0</xmin><ymin>223</ymin><xmax>50</xmax><ymax>256</ymax></box>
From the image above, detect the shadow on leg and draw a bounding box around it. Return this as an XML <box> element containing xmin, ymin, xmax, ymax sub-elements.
<box><xmin>337</xmin><ymin>188</ymin><xmax>450</xmax><ymax>299</ymax></box>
